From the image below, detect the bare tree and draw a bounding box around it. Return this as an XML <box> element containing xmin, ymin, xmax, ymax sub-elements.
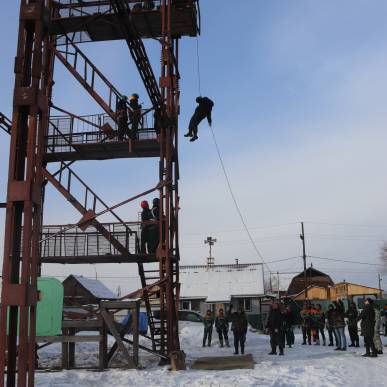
<box><xmin>379</xmin><ymin>242</ymin><xmax>387</xmax><ymax>273</ymax></box>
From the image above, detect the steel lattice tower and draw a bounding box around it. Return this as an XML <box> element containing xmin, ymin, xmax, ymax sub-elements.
<box><xmin>0</xmin><ymin>1</ymin><xmax>199</xmax><ymax>386</ymax></box>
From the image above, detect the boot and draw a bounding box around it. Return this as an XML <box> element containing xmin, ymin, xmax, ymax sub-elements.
<box><xmin>241</xmin><ymin>344</ymin><xmax>245</xmax><ymax>355</ymax></box>
<box><xmin>279</xmin><ymin>348</ymin><xmax>284</xmax><ymax>356</ymax></box>
<box><xmin>328</xmin><ymin>343</ymin><xmax>333</xmax><ymax>346</ymax></box>
<box><xmin>184</xmin><ymin>132</ymin><xmax>192</xmax><ymax>137</ymax></box>
<box><xmin>190</xmin><ymin>135</ymin><xmax>198</xmax><ymax>142</ymax></box>
<box><xmin>219</xmin><ymin>339</ymin><xmax>223</xmax><ymax>348</ymax></box>
<box><xmin>225</xmin><ymin>339</ymin><xmax>230</xmax><ymax>347</ymax></box>
<box><xmin>323</xmin><ymin>339</ymin><xmax>326</xmax><ymax>346</ymax></box>
<box><xmin>348</xmin><ymin>343</ymin><xmax>355</xmax><ymax>347</ymax></box>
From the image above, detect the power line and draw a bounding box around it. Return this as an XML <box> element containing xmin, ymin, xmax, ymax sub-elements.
<box><xmin>209</xmin><ymin>125</ymin><xmax>269</xmax><ymax>270</ymax></box>
<box><xmin>305</xmin><ymin>221</ymin><xmax>387</xmax><ymax>229</ymax></box>
<box><xmin>180</xmin><ymin>222</ymin><xmax>300</xmax><ymax>236</ymax></box>
<box><xmin>308</xmin><ymin>255</ymin><xmax>386</xmax><ymax>267</ymax></box>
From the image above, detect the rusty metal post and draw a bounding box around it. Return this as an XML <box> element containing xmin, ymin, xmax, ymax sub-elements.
<box><xmin>159</xmin><ymin>0</ymin><xmax>180</xmax><ymax>354</ymax></box>
<box><xmin>0</xmin><ymin>1</ymin><xmax>53</xmax><ymax>386</ymax></box>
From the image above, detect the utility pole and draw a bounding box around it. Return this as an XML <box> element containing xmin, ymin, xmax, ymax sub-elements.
<box><xmin>378</xmin><ymin>274</ymin><xmax>382</xmax><ymax>299</ymax></box>
<box><xmin>204</xmin><ymin>236</ymin><xmax>217</xmax><ymax>266</ymax></box>
<box><xmin>300</xmin><ymin>222</ymin><xmax>307</xmax><ymax>300</ymax></box>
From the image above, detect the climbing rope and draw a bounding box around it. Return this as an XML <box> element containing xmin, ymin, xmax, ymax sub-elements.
<box><xmin>195</xmin><ymin>36</ymin><xmax>202</xmax><ymax>96</ymax></box>
<box><xmin>194</xmin><ymin>35</ymin><xmax>269</xmax><ymax>270</ymax></box>
<box><xmin>209</xmin><ymin>125</ymin><xmax>270</xmax><ymax>271</ymax></box>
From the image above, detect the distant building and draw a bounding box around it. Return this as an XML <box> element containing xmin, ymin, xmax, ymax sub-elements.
<box><xmin>287</xmin><ymin>267</ymin><xmax>334</xmax><ymax>297</ymax></box>
<box><xmin>62</xmin><ymin>275</ymin><xmax>117</xmax><ymax>306</ymax></box>
<box><xmin>290</xmin><ymin>281</ymin><xmax>382</xmax><ymax>305</ymax></box>
<box><xmin>179</xmin><ymin>262</ymin><xmax>268</xmax><ymax>328</ymax></box>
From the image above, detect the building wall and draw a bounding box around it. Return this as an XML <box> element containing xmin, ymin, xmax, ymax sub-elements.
<box><xmin>180</xmin><ymin>297</ymin><xmax>261</xmax><ymax>316</ymax></box>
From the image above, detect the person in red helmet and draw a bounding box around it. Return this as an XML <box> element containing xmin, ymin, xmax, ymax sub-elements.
<box><xmin>140</xmin><ymin>200</ymin><xmax>152</xmax><ymax>254</ymax></box>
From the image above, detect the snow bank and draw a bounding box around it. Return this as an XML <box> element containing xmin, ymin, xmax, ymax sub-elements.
<box><xmin>34</xmin><ymin>323</ymin><xmax>387</xmax><ymax>387</ymax></box>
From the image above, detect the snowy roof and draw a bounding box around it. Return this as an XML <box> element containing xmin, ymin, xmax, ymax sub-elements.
<box><xmin>71</xmin><ymin>275</ymin><xmax>117</xmax><ymax>300</ymax></box>
<box><xmin>179</xmin><ymin>264</ymin><xmax>264</xmax><ymax>303</ymax></box>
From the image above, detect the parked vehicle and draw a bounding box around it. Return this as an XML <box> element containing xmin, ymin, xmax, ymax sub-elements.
<box><xmin>153</xmin><ymin>309</ymin><xmax>202</xmax><ymax>322</ymax></box>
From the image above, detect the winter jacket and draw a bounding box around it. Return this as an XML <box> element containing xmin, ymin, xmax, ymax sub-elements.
<box><xmin>358</xmin><ymin>304</ymin><xmax>375</xmax><ymax>337</ymax></box>
<box><xmin>282</xmin><ymin>310</ymin><xmax>294</xmax><ymax>329</ymax></box>
<box><xmin>326</xmin><ymin>309</ymin><xmax>335</xmax><ymax>328</ymax></box>
<box><xmin>345</xmin><ymin>306</ymin><xmax>358</xmax><ymax>328</ymax></box>
<box><xmin>193</xmin><ymin>97</ymin><xmax>214</xmax><ymax>122</ymax></box>
<box><xmin>266</xmin><ymin>309</ymin><xmax>285</xmax><ymax>333</ymax></box>
<box><xmin>215</xmin><ymin>315</ymin><xmax>229</xmax><ymax>332</ymax></box>
<box><xmin>141</xmin><ymin>208</ymin><xmax>153</xmax><ymax>226</ymax></box>
<box><xmin>203</xmin><ymin>315</ymin><xmax>214</xmax><ymax>331</ymax></box>
<box><xmin>300</xmin><ymin>308</ymin><xmax>312</xmax><ymax>327</ymax></box>
<box><xmin>333</xmin><ymin>301</ymin><xmax>346</xmax><ymax>328</ymax></box>
<box><xmin>230</xmin><ymin>312</ymin><xmax>248</xmax><ymax>334</ymax></box>
<box><xmin>313</xmin><ymin>310</ymin><xmax>326</xmax><ymax>329</ymax></box>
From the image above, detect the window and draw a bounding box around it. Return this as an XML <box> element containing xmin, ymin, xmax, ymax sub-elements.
<box><xmin>181</xmin><ymin>300</ymin><xmax>190</xmax><ymax>310</ymax></box>
<box><xmin>237</xmin><ymin>298</ymin><xmax>252</xmax><ymax>312</ymax></box>
<box><xmin>191</xmin><ymin>300</ymin><xmax>201</xmax><ymax>312</ymax></box>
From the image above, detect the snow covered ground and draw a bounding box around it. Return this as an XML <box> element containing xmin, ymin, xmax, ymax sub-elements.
<box><xmin>34</xmin><ymin>323</ymin><xmax>387</xmax><ymax>387</ymax></box>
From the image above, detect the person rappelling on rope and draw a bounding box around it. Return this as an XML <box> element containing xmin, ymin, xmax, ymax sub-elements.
<box><xmin>184</xmin><ymin>96</ymin><xmax>214</xmax><ymax>142</ymax></box>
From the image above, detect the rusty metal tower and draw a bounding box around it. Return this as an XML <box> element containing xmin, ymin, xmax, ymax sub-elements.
<box><xmin>0</xmin><ymin>1</ymin><xmax>199</xmax><ymax>385</ymax></box>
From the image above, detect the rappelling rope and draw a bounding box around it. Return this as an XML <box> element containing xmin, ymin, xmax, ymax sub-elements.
<box><xmin>195</xmin><ymin>36</ymin><xmax>202</xmax><ymax>96</ymax></box>
<box><xmin>195</xmin><ymin>35</ymin><xmax>269</xmax><ymax>270</ymax></box>
<box><xmin>209</xmin><ymin>125</ymin><xmax>270</xmax><ymax>271</ymax></box>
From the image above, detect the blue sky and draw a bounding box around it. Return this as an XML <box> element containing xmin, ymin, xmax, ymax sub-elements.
<box><xmin>1</xmin><ymin>1</ymin><xmax>387</xmax><ymax>292</ymax></box>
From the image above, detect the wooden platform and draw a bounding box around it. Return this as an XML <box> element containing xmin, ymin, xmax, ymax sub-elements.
<box><xmin>44</xmin><ymin>139</ymin><xmax>160</xmax><ymax>163</ymax></box>
<box><xmin>50</xmin><ymin>7</ymin><xmax>198</xmax><ymax>42</ymax></box>
<box><xmin>191</xmin><ymin>354</ymin><xmax>255</xmax><ymax>371</ymax></box>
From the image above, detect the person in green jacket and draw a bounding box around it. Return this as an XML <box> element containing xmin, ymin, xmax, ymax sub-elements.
<box><xmin>202</xmin><ymin>310</ymin><xmax>214</xmax><ymax>347</ymax></box>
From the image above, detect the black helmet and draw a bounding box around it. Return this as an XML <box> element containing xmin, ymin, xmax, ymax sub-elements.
<box><xmin>196</xmin><ymin>96</ymin><xmax>202</xmax><ymax>103</ymax></box>
<box><xmin>153</xmin><ymin>197</ymin><xmax>160</xmax><ymax>206</ymax></box>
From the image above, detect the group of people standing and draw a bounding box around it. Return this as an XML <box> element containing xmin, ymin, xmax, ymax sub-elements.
<box><xmin>202</xmin><ymin>307</ymin><xmax>248</xmax><ymax>355</ymax></box>
<box><xmin>116</xmin><ymin>93</ymin><xmax>142</xmax><ymax>141</ymax></box>
<box><xmin>298</xmin><ymin>298</ymin><xmax>383</xmax><ymax>357</ymax></box>
<box><xmin>140</xmin><ymin>198</ymin><xmax>160</xmax><ymax>254</ymax></box>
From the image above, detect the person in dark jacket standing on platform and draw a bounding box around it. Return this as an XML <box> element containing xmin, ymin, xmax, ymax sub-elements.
<box><xmin>215</xmin><ymin>308</ymin><xmax>230</xmax><ymax>347</ymax></box>
<box><xmin>359</xmin><ymin>298</ymin><xmax>377</xmax><ymax>357</ymax></box>
<box><xmin>230</xmin><ymin>306</ymin><xmax>248</xmax><ymax>355</ymax></box>
<box><xmin>266</xmin><ymin>302</ymin><xmax>285</xmax><ymax>355</ymax></box>
<box><xmin>333</xmin><ymin>300</ymin><xmax>347</xmax><ymax>351</ymax></box>
<box><xmin>202</xmin><ymin>310</ymin><xmax>214</xmax><ymax>347</ymax></box>
<box><xmin>147</xmin><ymin>197</ymin><xmax>160</xmax><ymax>254</ymax></box>
<box><xmin>116</xmin><ymin>96</ymin><xmax>129</xmax><ymax>140</ymax></box>
<box><xmin>184</xmin><ymin>96</ymin><xmax>214</xmax><ymax>142</ymax></box>
<box><xmin>346</xmin><ymin>302</ymin><xmax>359</xmax><ymax>347</ymax></box>
<box><xmin>326</xmin><ymin>304</ymin><xmax>338</xmax><ymax>347</ymax></box>
<box><xmin>140</xmin><ymin>200</ymin><xmax>153</xmax><ymax>254</ymax></box>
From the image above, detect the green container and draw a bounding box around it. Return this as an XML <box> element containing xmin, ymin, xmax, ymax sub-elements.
<box><xmin>6</xmin><ymin>277</ymin><xmax>63</xmax><ymax>336</ymax></box>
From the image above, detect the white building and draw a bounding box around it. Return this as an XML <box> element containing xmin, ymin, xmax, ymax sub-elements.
<box><xmin>179</xmin><ymin>263</ymin><xmax>266</xmax><ymax>327</ymax></box>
